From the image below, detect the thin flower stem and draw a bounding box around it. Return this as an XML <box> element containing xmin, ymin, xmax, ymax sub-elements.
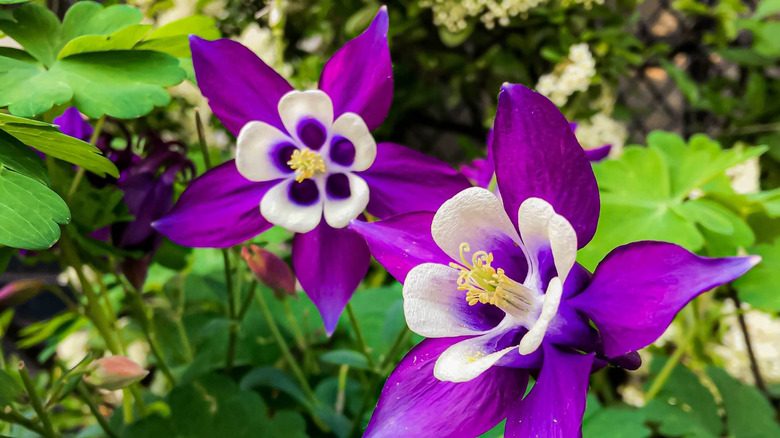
<box><xmin>253</xmin><ymin>287</ymin><xmax>316</xmax><ymax>401</ymax></box>
<box><xmin>67</xmin><ymin>114</ymin><xmax>106</xmax><ymax>200</ymax></box>
<box><xmin>194</xmin><ymin>108</ymin><xmax>212</xmax><ymax>170</ymax></box>
<box><xmin>645</xmin><ymin>342</ymin><xmax>688</xmax><ymax>402</ymax></box>
<box><xmin>76</xmin><ymin>382</ymin><xmax>118</xmax><ymax>438</ymax></box>
<box><xmin>237</xmin><ymin>281</ymin><xmax>258</xmax><ymax>322</ymax></box>
<box><xmin>19</xmin><ymin>362</ymin><xmax>57</xmax><ymax>438</ymax></box>
<box><xmin>0</xmin><ymin>408</ymin><xmax>47</xmax><ymax>435</ymax></box>
<box><xmin>346</xmin><ymin>303</ymin><xmax>377</xmax><ymax>371</ymax></box>
<box><xmin>59</xmin><ymin>231</ymin><xmax>123</xmax><ymax>356</ymax></box>
<box><xmin>118</xmin><ymin>275</ymin><xmax>177</xmax><ymax>387</ymax></box>
<box><xmin>224</xmin><ymin>248</ymin><xmax>240</xmax><ymax>373</ymax></box>
<box><xmin>379</xmin><ymin>327</ymin><xmax>412</xmax><ymax>374</ymax></box>
<box><xmin>174</xmin><ymin>275</ymin><xmax>194</xmax><ymax>363</ymax></box>
<box><xmin>728</xmin><ymin>286</ymin><xmax>768</xmax><ymax>396</ymax></box>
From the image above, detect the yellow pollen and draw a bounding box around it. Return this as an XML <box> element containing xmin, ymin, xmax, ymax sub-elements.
<box><xmin>288</xmin><ymin>149</ymin><xmax>326</xmax><ymax>182</ymax></box>
<box><xmin>449</xmin><ymin>242</ymin><xmax>533</xmax><ymax>315</ymax></box>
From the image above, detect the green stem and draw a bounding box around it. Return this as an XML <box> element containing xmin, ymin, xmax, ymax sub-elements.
<box><xmin>346</xmin><ymin>303</ymin><xmax>377</xmax><ymax>371</ymax></box>
<box><xmin>380</xmin><ymin>327</ymin><xmax>412</xmax><ymax>374</ymax></box>
<box><xmin>0</xmin><ymin>408</ymin><xmax>47</xmax><ymax>436</ymax></box>
<box><xmin>67</xmin><ymin>114</ymin><xmax>106</xmax><ymax>200</ymax></box>
<box><xmin>76</xmin><ymin>382</ymin><xmax>118</xmax><ymax>438</ymax></box>
<box><xmin>254</xmin><ymin>288</ymin><xmax>316</xmax><ymax>401</ymax></box>
<box><xmin>223</xmin><ymin>249</ymin><xmax>239</xmax><ymax>373</ymax></box>
<box><xmin>59</xmin><ymin>231</ymin><xmax>123</xmax><ymax>356</ymax></box>
<box><xmin>118</xmin><ymin>275</ymin><xmax>177</xmax><ymax>387</ymax></box>
<box><xmin>129</xmin><ymin>385</ymin><xmax>147</xmax><ymax>417</ymax></box>
<box><xmin>194</xmin><ymin>108</ymin><xmax>212</xmax><ymax>170</ymax></box>
<box><xmin>237</xmin><ymin>281</ymin><xmax>258</xmax><ymax>322</ymax></box>
<box><xmin>19</xmin><ymin>362</ymin><xmax>57</xmax><ymax>438</ymax></box>
<box><xmin>645</xmin><ymin>342</ymin><xmax>688</xmax><ymax>401</ymax></box>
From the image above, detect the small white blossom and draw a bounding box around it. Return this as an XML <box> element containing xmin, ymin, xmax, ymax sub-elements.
<box><xmin>536</xmin><ymin>43</ymin><xmax>596</xmax><ymax>106</ymax></box>
<box><xmin>574</xmin><ymin>113</ymin><xmax>628</xmax><ymax>158</ymax></box>
<box><xmin>726</xmin><ymin>156</ymin><xmax>761</xmax><ymax>194</ymax></box>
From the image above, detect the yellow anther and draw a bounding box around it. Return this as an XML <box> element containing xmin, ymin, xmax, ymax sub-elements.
<box><xmin>288</xmin><ymin>149</ymin><xmax>326</xmax><ymax>182</ymax></box>
<box><xmin>449</xmin><ymin>242</ymin><xmax>534</xmax><ymax>317</ymax></box>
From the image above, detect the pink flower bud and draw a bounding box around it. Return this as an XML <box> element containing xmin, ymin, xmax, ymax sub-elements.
<box><xmin>85</xmin><ymin>356</ymin><xmax>149</xmax><ymax>391</ymax></box>
<box><xmin>0</xmin><ymin>279</ymin><xmax>45</xmax><ymax>306</ymax></box>
<box><xmin>241</xmin><ymin>245</ymin><xmax>296</xmax><ymax>299</ymax></box>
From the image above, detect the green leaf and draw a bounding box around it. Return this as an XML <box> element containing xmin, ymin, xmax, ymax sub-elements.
<box><xmin>733</xmin><ymin>238</ymin><xmax>780</xmax><ymax>311</ymax></box>
<box><xmin>641</xmin><ymin>358</ymin><xmax>722</xmax><ymax>438</ymax></box>
<box><xmin>661</xmin><ymin>59</ymin><xmax>700</xmax><ymax>104</ymax></box>
<box><xmin>707</xmin><ymin>366</ymin><xmax>780</xmax><ymax>438</ymax></box>
<box><xmin>0</xmin><ymin>2</ymin><xmax>183</xmax><ymax>118</ymax></box>
<box><xmin>60</xmin><ymin>1</ymin><xmax>142</xmax><ymax>43</ymax></box>
<box><xmin>755</xmin><ymin>0</ymin><xmax>780</xmax><ymax>19</ymax></box>
<box><xmin>239</xmin><ymin>366</ymin><xmax>311</xmax><ymax>408</ymax></box>
<box><xmin>337</xmin><ymin>284</ymin><xmax>406</xmax><ymax>363</ymax></box>
<box><xmin>320</xmin><ymin>350</ymin><xmax>371</xmax><ymax>370</ymax></box>
<box><xmin>583</xmin><ymin>408</ymin><xmax>651</xmax><ymax>438</ymax></box>
<box><xmin>0</xmin><ymin>129</ymin><xmax>49</xmax><ymax>184</ymax></box>
<box><xmin>580</xmin><ymin>132</ymin><xmax>765</xmax><ymax>269</ymax></box>
<box><xmin>0</xmin><ymin>113</ymin><xmax>118</xmax><ymax>178</ymax></box>
<box><xmin>124</xmin><ymin>374</ymin><xmax>309</xmax><ymax>438</ymax></box>
<box><xmin>0</xmin><ymin>369</ymin><xmax>22</xmax><ymax>406</ymax></box>
<box><xmin>0</xmin><ymin>167</ymin><xmax>70</xmax><ymax>250</ymax></box>
<box><xmin>748</xmin><ymin>187</ymin><xmax>780</xmax><ymax>217</ymax></box>
<box><xmin>135</xmin><ymin>16</ymin><xmax>220</xmax><ymax>57</ymax></box>
<box><xmin>0</xmin><ymin>4</ymin><xmax>61</xmax><ymax>67</ymax></box>
<box><xmin>59</xmin><ymin>24</ymin><xmax>153</xmax><ymax>59</ymax></box>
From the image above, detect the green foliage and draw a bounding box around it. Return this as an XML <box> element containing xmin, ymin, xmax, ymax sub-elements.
<box><xmin>0</xmin><ymin>2</ymin><xmax>222</xmax><ymax>118</ymax></box>
<box><xmin>734</xmin><ymin>237</ymin><xmax>780</xmax><ymax>311</ymax></box>
<box><xmin>642</xmin><ymin>357</ymin><xmax>722</xmax><ymax>438</ymax></box>
<box><xmin>707</xmin><ymin>367</ymin><xmax>780</xmax><ymax>438</ymax></box>
<box><xmin>580</xmin><ymin>131</ymin><xmax>765</xmax><ymax>268</ymax></box>
<box><xmin>0</xmin><ymin>128</ymin><xmax>70</xmax><ymax>250</ymax></box>
<box><xmin>0</xmin><ymin>369</ymin><xmax>23</xmax><ymax>406</ymax></box>
<box><xmin>120</xmin><ymin>374</ymin><xmax>308</xmax><ymax>438</ymax></box>
<box><xmin>0</xmin><ymin>113</ymin><xmax>117</xmax><ymax>177</ymax></box>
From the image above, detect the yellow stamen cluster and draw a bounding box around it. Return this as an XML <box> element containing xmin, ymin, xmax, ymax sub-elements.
<box><xmin>449</xmin><ymin>243</ymin><xmax>533</xmax><ymax>315</ymax></box>
<box><xmin>288</xmin><ymin>149</ymin><xmax>326</xmax><ymax>182</ymax></box>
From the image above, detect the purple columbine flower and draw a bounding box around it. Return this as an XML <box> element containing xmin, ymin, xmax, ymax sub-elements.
<box><xmin>461</xmin><ymin>124</ymin><xmax>611</xmax><ymax>188</ymax></box>
<box><xmin>152</xmin><ymin>7</ymin><xmax>470</xmax><ymax>334</ymax></box>
<box><xmin>54</xmin><ymin>108</ymin><xmax>193</xmax><ymax>289</ymax></box>
<box><xmin>350</xmin><ymin>84</ymin><xmax>759</xmax><ymax>437</ymax></box>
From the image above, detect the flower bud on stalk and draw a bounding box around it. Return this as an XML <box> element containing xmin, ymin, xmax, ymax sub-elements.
<box><xmin>241</xmin><ymin>245</ymin><xmax>296</xmax><ymax>299</ymax></box>
<box><xmin>84</xmin><ymin>356</ymin><xmax>149</xmax><ymax>391</ymax></box>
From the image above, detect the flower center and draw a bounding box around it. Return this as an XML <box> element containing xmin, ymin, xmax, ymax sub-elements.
<box><xmin>288</xmin><ymin>149</ymin><xmax>326</xmax><ymax>182</ymax></box>
<box><xmin>449</xmin><ymin>243</ymin><xmax>536</xmax><ymax>320</ymax></box>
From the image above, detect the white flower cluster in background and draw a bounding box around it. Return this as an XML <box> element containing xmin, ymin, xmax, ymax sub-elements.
<box><xmin>536</xmin><ymin>43</ymin><xmax>596</xmax><ymax>106</ymax></box>
<box><xmin>726</xmin><ymin>156</ymin><xmax>761</xmax><ymax>194</ymax></box>
<box><xmin>419</xmin><ymin>0</ymin><xmax>548</xmax><ymax>31</ymax></box>
<box><xmin>714</xmin><ymin>300</ymin><xmax>780</xmax><ymax>384</ymax></box>
<box><xmin>237</xmin><ymin>23</ymin><xmax>294</xmax><ymax>78</ymax></box>
<box><xmin>574</xmin><ymin>112</ymin><xmax>628</xmax><ymax>158</ymax></box>
<box><xmin>562</xmin><ymin>0</ymin><xmax>606</xmax><ymax>10</ymax></box>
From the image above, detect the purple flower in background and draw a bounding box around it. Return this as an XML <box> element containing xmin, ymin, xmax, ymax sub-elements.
<box><xmin>153</xmin><ymin>7</ymin><xmax>470</xmax><ymax>334</ymax></box>
<box><xmin>54</xmin><ymin>108</ymin><xmax>193</xmax><ymax>289</ymax></box>
<box><xmin>351</xmin><ymin>84</ymin><xmax>759</xmax><ymax>437</ymax></box>
<box><xmin>461</xmin><ymin>124</ymin><xmax>611</xmax><ymax>188</ymax></box>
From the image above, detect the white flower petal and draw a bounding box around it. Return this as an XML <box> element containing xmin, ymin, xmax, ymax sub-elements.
<box><xmin>517</xmin><ymin>197</ymin><xmax>577</xmax><ymax>285</ymax></box>
<box><xmin>236</xmin><ymin>121</ymin><xmax>295</xmax><ymax>182</ymax></box>
<box><xmin>322</xmin><ymin>173</ymin><xmax>369</xmax><ymax>228</ymax></box>
<box><xmin>403</xmin><ymin>263</ymin><xmax>496</xmax><ymax>338</ymax></box>
<box><xmin>433</xmin><ymin>326</ymin><xmax>515</xmax><ymax>383</ymax></box>
<box><xmin>331</xmin><ymin>112</ymin><xmax>376</xmax><ymax>171</ymax></box>
<box><xmin>518</xmin><ymin>276</ymin><xmax>563</xmax><ymax>355</ymax></box>
<box><xmin>278</xmin><ymin>90</ymin><xmax>334</xmax><ymax>144</ymax></box>
<box><xmin>431</xmin><ymin>187</ymin><xmax>522</xmax><ymax>262</ymax></box>
<box><xmin>260</xmin><ymin>179</ymin><xmax>323</xmax><ymax>233</ymax></box>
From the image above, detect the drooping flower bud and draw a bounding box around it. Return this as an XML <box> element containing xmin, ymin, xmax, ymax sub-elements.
<box><xmin>84</xmin><ymin>356</ymin><xmax>149</xmax><ymax>391</ymax></box>
<box><xmin>241</xmin><ymin>245</ymin><xmax>296</xmax><ymax>299</ymax></box>
<box><xmin>0</xmin><ymin>279</ymin><xmax>45</xmax><ymax>306</ymax></box>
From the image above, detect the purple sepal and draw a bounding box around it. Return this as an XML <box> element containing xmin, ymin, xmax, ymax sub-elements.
<box><xmin>53</xmin><ymin>107</ymin><xmax>93</xmax><ymax>141</ymax></box>
<box><xmin>584</xmin><ymin>144</ymin><xmax>611</xmax><ymax>162</ymax></box>
<box><xmin>190</xmin><ymin>36</ymin><xmax>293</xmax><ymax>136</ymax></box>
<box><xmin>365</xmin><ymin>337</ymin><xmax>528</xmax><ymax>438</ymax></box>
<box><xmin>359</xmin><ymin>142</ymin><xmax>470</xmax><ymax>219</ymax></box>
<box><xmin>505</xmin><ymin>344</ymin><xmax>593</xmax><ymax>438</ymax></box>
<box><xmin>569</xmin><ymin>241</ymin><xmax>760</xmax><ymax>357</ymax></box>
<box><xmin>292</xmin><ymin>223</ymin><xmax>370</xmax><ymax>335</ymax></box>
<box><xmin>153</xmin><ymin>160</ymin><xmax>277</xmax><ymax>248</ymax></box>
<box><xmin>493</xmin><ymin>84</ymin><xmax>599</xmax><ymax>248</ymax></box>
<box><xmin>348</xmin><ymin>212</ymin><xmax>450</xmax><ymax>283</ymax></box>
<box><xmin>318</xmin><ymin>7</ymin><xmax>392</xmax><ymax>131</ymax></box>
